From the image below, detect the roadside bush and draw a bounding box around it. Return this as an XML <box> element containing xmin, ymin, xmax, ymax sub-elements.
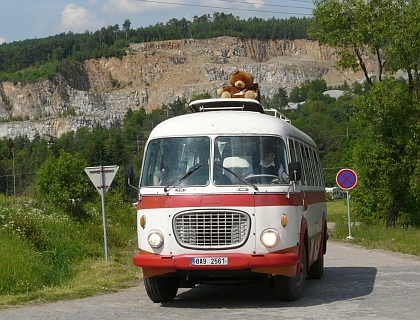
<box><xmin>2</xmin><ymin>213</ymin><xmax>45</xmax><ymax>249</ymax></box>
<box><xmin>36</xmin><ymin>152</ymin><xmax>94</xmax><ymax>217</ymax></box>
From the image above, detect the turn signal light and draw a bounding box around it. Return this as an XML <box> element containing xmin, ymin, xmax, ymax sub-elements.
<box><xmin>140</xmin><ymin>215</ymin><xmax>146</xmax><ymax>229</ymax></box>
<box><xmin>281</xmin><ymin>214</ymin><xmax>288</xmax><ymax>227</ymax></box>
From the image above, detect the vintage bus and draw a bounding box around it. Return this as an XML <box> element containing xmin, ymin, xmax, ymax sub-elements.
<box><xmin>133</xmin><ymin>98</ymin><xmax>328</xmax><ymax>302</ymax></box>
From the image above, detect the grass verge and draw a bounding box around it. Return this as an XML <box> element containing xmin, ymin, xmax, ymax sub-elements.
<box><xmin>327</xmin><ymin>200</ymin><xmax>420</xmax><ymax>256</ymax></box>
<box><xmin>0</xmin><ymin>195</ymin><xmax>142</xmax><ymax>309</ymax></box>
<box><xmin>0</xmin><ymin>254</ymin><xmax>142</xmax><ymax>308</ymax></box>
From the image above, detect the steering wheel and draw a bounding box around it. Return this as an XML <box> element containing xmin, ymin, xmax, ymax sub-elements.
<box><xmin>244</xmin><ymin>174</ymin><xmax>280</xmax><ymax>184</ymax></box>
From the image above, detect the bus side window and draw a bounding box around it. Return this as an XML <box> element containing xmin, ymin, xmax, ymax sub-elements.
<box><xmin>289</xmin><ymin>139</ymin><xmax>297</xmax><ymax>163</ymax></box>
<box><xmin>306</xmin><ymin>146</ymin><xmax>316</xmax><ymax>186</ymax></box>
<box><xmin>314</xmin><ymin>151</ymin><xmax>325</xmax><ymax>186</ymax></box>
<box><xmin>297</xmin><ymin>141</ymin><xmax>307</xmax><ymax>185</ymax></box>
<box><xmin>311</xmin><ymin>148</ymin><xmax>321</xmax><ymax>186</ymax></box>
<box><xmin>276</xmin><ymin>139</ymin><xmax>287</xmax><ymax>176</ymax></box>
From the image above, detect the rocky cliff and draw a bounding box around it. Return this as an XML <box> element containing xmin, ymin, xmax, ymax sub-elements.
<box><xmin>0</xmin><ymin>37</ymin><xmax>374</xmax><ymax>140</ymax></box>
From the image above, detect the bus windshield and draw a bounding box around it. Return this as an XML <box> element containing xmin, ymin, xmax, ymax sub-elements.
<box><xmin>140</xmin><ymin>135</ymin><xmax>288</xmax><ymax>187</ymax></box>
<box><xmin>141</xmin><ymin>137</ymin><xmax>210</xmax><ymax>187</ymax></box>
<box><xmin>214</xmin><ymin>136</ymin><xmax>288</xmax><ymax>185</ymax></box>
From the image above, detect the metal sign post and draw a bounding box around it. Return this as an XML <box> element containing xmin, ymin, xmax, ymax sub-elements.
<box><xmin>336</xmin><ymin>168</ymin><xmax>357</xmax><ymax>240</ymax></box>
<box><xmin>85</xmin><ymin>165</ymin><xmax>119</xmax><ymax>262</ymax></box>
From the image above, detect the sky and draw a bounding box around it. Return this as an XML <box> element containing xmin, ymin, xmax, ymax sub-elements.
<box><xmin>0</xmin><ymin>0</ymin><xmax>314</xmax><ymax>44</ymax></box>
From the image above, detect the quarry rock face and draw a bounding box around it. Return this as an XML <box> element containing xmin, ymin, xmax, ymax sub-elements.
<box><xmin>0</xmin><ymin>37</ymin><xmax>373</xmax><ymax>140</ymax></box>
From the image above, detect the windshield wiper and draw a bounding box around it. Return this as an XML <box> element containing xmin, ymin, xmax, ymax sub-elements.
<box><xmin>164</xmin><ymin>164</ymin><xmax>203</xmax><ymax>192</ymax></box>
<box><xmin>214</xmin><ymin>162</ymin><xmax>258</xmax><ymax>191</ymax></box>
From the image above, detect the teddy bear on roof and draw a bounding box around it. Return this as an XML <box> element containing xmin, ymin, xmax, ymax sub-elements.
<box><xmin>217</xmin><ymin>70</ymin><xmax>259</xmax><ymax>100</ymax></box>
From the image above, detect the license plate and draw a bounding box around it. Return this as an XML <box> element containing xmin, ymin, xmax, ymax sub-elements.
<box><xmin>191</xmin><ymin>257</ymin><xmax>228</xmax><ymax>266</ymax></box>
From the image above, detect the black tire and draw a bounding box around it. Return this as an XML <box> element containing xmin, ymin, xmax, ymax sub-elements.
<box><xmin>308</xmin><ymin>253</ymin><xmax>324</xmax><ymax>279</ymax></box>
<box><xmin>273</xmin><ymin>244</ymin><xmax>307</xmax><ymax>301</ymax></box>
<box><xmin>144</xmin><ymin>276</ymin><xmax>179</xmax><ymax>303</ymax></box>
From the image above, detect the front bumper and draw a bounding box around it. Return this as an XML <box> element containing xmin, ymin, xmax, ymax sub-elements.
<box><xmin>133</xmin><ymin>252</ymin><xmax>299</xmax><ymax>270</ymax></box>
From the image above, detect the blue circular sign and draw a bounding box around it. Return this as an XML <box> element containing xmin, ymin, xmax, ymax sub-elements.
<box><xmin>336</xmin><ymin>169</ymin><xmax>357</xmax><ymax>190</ymax></box>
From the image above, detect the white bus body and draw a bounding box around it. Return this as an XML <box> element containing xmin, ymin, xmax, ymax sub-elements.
<box><xmin>133</xmin><ymin>99</ymin><xmax>327</xmax><ymax>302</ymax></box>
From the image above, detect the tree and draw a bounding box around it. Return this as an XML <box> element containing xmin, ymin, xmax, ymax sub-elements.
<box><xmin>190</xmin><ymin>92</ymin><xmax>211</xmax><ymax>102</ymax></box>
<box><xmin>261</xmin><ymin>87</ymin><xmax>288</xmax><ymax>111</ymax></box>
<box><xmin>310</xmin><ymin>0</ymin><xmax>420</xmax><ymax>94</ymax></box>
<box><xmin>36</xmin><ymin>152</ymin><xmax>94</xmax><ymax>214</ymax></box>
<box><xmin>161</xmin><ymin>98</ymin><xmax>188</xmax><ymax>118</ymax></box>
<box><xmin>351</xmin><ymin>79</ymin><xmax>420</xmax><ymax>227</ymax></box>
<box><xmin>311</xmin><ymin>0</ymin><xmax>420</xmax><ymax>227</ymax></box>
<box><xmin>106</xmin><ymin>129</ymin><xmax>127</xmax><ymax>166</ymax></box>
<box><xmin>123</xmin><ymin>19</ymin><xmax>131</xmax><ymax>40</ymax></box>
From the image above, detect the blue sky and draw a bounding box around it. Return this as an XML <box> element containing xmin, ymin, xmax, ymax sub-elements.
<box><xmin>0</xmin><ymin>0</ymin><xmax>314</xmax><ymax>44</ymax></box>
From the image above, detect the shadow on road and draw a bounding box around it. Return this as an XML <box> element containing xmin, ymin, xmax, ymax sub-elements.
<box><xmin>161</xmin><ymin>266</ymin><xmax>377</xmax><ymax>308</ymax></box>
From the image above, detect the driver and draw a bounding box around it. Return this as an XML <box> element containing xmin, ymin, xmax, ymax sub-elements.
<box><xmin>154</xmin><ymin>151</ymin><xmax>182</xmax><ymax>186</ymax></box>
<box><xmin>243</xmin><ymin>145</ymin><xmax>282</xmax><ymax>178</ymax></box>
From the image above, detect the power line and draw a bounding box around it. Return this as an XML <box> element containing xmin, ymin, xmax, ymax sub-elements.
<box><xmin>136</xmin><ymin>0</ymin><xmax>313</xmax><ymax>16</ymax></box>
<box><xmin>178</xmin><ymin>0</ymin><xmax>314</xmax><ymax>9</ymax></box>
<box><xmin>199</xmin><ymin>0</ymin><xmax>314</xmax><ymax>6</ymax></box>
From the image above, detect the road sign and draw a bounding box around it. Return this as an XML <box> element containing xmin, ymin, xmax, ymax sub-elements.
<box><xmin>84</xmin><ymin>165</ymin><xmax>119</xmax><ymax>262</ymax></box>
<box><xmin>85</xmin><ymin>165</ymin><xmax>119</xmax><ymax>195</ymax></box>
<box><xmin>336</xmin><ymin>168</ymin><xmax>357</xmax><ymax>240</ymax></box>
<box><xmin>336</xmin><ymin>168</ymin><xmax>357</xmax><ymax>190</ymax></box>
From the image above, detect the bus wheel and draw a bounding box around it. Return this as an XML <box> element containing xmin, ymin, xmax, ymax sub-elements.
<box><xmin>308</xmin><ymin>254</ymin><xmax>324</xmax><ymax>279</ymax></box>
<box><xmin>273</xmin><ymin>244</ymin><xmax>307</xmax><ymax>301</ymax></box>
<box><xmin>144</xmin><ymin>276</ymin><xmax>179</xmax><ymax>303</ymax></box>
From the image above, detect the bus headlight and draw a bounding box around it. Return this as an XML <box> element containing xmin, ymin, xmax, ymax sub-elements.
<box><xmin>147</xmin><ymin>230</ymin><xmax>164</xmax><ymax>248</ymax></box>
<box><xmin>260</xmin><ymin>229</ymin><xmax>280</xmax><ymax>248</ymax></box>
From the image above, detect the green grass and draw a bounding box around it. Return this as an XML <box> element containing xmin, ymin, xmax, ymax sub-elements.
<box><xmin>327</xmin><ymin>200</ymin><xmax>420</xmax><ymax>256</ymax></box>
<box><xmin>0</xmin><ymin>256</ymin><xmax>141</xmax><ymax>307</ymax></box>
<box><xmin>0</xmin><ymin>195</ymin><xmax>142</xmax><ymax>308</ymax></box>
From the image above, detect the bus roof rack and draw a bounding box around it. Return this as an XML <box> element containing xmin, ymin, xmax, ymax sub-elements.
<box><xmin>188</xmin><ymin>98</ymin><xmax>265</xmax><ymax>114</ymax></box>
<box><xmin>263</xmin><ymin>108</ymin><xmax>291</xmax><ymax>123</ymax></box>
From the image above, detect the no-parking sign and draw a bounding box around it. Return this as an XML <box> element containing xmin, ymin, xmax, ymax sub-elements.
<box><xmin>336</xmin><ymin>168</ymin><xmax>357</xmax><ymax>190</ymax></box>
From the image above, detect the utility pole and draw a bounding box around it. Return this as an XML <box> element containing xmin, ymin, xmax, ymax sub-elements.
<box><xmin>12</xmin><ymin>151</ymin><xmax>16</xmax><ymax>196</ymax></box>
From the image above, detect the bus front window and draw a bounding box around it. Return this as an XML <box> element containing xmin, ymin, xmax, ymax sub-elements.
<box><xmin>214</xmin><ymin>136</ymin><xmax>288</xmax><ymax>186</ymax></box>
<box><xmin>141</xmin><ymin>137</ymin><xmax>210</xmax><ymax>187</ymax></box>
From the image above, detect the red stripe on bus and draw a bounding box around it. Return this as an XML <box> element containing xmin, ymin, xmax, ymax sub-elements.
<box><xmin>137</xmin><ymin>191</ymin><xmax>325</xmax><ymax>209</ymax></box>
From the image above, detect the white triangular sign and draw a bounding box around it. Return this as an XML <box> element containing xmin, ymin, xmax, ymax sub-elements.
<box><xmin>85</xmin><ymin>165</ymin><xmax>119</xmax><ymax>195</ymax></box>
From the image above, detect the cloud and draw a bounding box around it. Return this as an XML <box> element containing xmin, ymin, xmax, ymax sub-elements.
<box><xmin>0</xmin><ymin>36</ymin><xmax>5</xmax><ymax>44</ymax></box>
<box><xmin>101</xmin><ymin>0</ymin><xmax>267</xmax><ymax>16</ymax></box>
<box><xmin>247</xmin><ymin>0</ymin><xmax>265</xmax><ymax>8</ymax></box>
<box><xmin>102</xmin><ymin>0</ymin><xmax>180</xmax><ymax>14</ymax></box>
<box><xmin>55</xmin><ymin>4</ymin><xmax>103</xmax><ymax>34</ymax></box>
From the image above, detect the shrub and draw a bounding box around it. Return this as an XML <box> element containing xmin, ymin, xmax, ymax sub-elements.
<box><xmin>35</xmin><ymin>152</ymin><xmax>94</xmax><ymax>216</ymax></box>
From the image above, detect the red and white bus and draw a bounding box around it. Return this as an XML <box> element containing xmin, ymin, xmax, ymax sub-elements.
<box><xmin>133</xmin><ymin>98</ymin><xmax>327</xmax><ymax>302</ymax></box>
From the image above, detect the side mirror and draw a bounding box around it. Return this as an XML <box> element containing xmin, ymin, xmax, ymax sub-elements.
<box><xmin>124</xmin><ymin>163</ymin><xmax>138</xmax><ymax>191</ymax></box>
<box><xmin>288</xmin><ymin>162</ymin><xmax>302</xmax><ymax>181</ymax></box>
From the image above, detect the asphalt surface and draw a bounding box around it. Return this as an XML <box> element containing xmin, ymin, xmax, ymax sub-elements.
<box><xmin>1</xmin><ymin>241</ymin><xmax>420</xmax><ymax>320</ymax></box>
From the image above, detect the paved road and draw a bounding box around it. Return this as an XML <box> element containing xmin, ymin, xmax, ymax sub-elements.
<box><xmin>1</xmin><ymin>241</ymin><xmax>420</xmax><ymax>320</ymax></box>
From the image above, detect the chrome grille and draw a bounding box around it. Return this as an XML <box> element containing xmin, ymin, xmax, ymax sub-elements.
<box><xmin>173</xmin><ymin>210</ymin><xmax>250</xmax><ymax>249</ymax></box>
